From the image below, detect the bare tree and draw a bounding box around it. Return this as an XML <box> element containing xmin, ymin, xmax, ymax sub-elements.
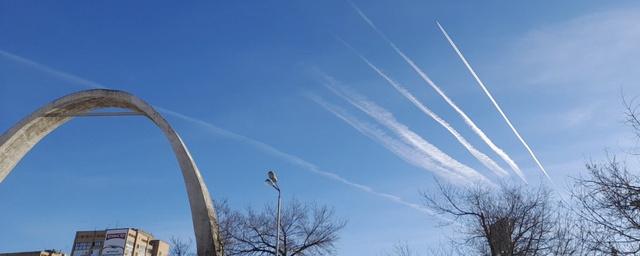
<box><xmin>382</xmin><ymin>241</ymin><xmax>418</xmax><ymax>256</ymax></box>
<box><xmin>216</xmin><ymin>199</ymin><xmax>241</xmax><ymax>255</ymax></box>
<box><xmin>569</xmin><ymin>98</ymin><xmax>640</xmax><ymax>255</ymax></box>
<box><xmin>381</xmin><ymin>239</ymin><xmax>476</xmax><ymax>256</ymax></box>
<box><xmin>570</xmin><ymin>157</ymin><xmax>640</xmax><ymax>255</ymax></box>
<box><xmin>423</xmin><ymin>182</ymin><xmax>574</xmax><ymax>256</ymax></box>
<box><xmin>216</xmin><ymin>199</ymin><xmax>346</xmax><ymax>256</ymax></box>
<box><xmin>170</xmin><ymin>236</ymin><xmax>195</xmax><ymax>256</ymax></box>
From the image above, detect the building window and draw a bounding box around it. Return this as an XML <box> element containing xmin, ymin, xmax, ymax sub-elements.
<box><xmin>75</xmin><ymin>242</ymin><xmax>92</xmax><ymax>250</ymax></box>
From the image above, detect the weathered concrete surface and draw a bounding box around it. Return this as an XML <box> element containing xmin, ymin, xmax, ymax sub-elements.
<box><xmin>0</xmin><ymin>89</ymin><xmax>223</xmax><ymax>256</ymax></box>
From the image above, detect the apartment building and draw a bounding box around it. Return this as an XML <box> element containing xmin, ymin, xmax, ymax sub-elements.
<box><xmin>70</xmin><ymin>228</ymin><xmax>168</xmax><ymax>256</ymax></box>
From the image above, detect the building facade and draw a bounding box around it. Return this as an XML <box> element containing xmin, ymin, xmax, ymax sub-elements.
<box><xmin>70</xmin><ymin>228</ymin><xmax>168</xmax><ymax>256</ymax></box>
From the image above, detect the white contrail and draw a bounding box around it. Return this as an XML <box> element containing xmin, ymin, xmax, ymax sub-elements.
<box><xmin>436</xmin><ymin>22</ymin><xmax>552</xmax><ymax>181</ymax></box>
<box><xmin>347</xmin><ymin>3</ymin><xmax>527</xmax><ymax>182</ymax></box>
<box><xmin>334</xmin><ymin>40</ymin><xmax>508</xmax><ymax>177</ymax></box>
<box><xmin>0</xmin><ymin>50</ymin><xmax>106</xmax><ymax>89</ymax></box>
<box><xmin>321</xmin><ymin>81</ymin><xmax>494</xmax><ymax>185</ymax></box>
<box><xmin>0</xmin><ymin>49</ymin><xmax>438</xmax><ymax>217</ymax></box>
<box><xmin>158</xmin><ymin>107</ymin><xmax>438</xmax><ymax>215</ymax></box>
<box><xmin>309</xmin><ymin>94</ymin><xmax>472</xmax><ymax>186</ymax></box>
<box><xmin>359</xmin><ymin>60</ymin><xmax>508</xmax><ymax>177</ymax></box>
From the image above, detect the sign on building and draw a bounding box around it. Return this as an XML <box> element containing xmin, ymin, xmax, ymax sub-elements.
<box><xmin>102</xmin><ymin>229</ymin><xmax>128</xmax><ymax>256</ymax></box>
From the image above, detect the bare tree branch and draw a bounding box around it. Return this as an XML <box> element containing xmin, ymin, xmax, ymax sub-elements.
<box><xmin>423</xmin><ymin>182</ymin><xmax>574</xmax><ymax>256</ymax></box>
<box><xmin>216</xmin><ymin>199</ymin><xmax>346</xmax><ymax>256</ymax></box>
<box><xmin>170</xmin><ymin>236</ymin><xmax>195</xmax><ymax>256</ymax></box>
<box><xmin>570</xmin><ymin>157</ymin><xmax>640</xmax><ymax>255</ymax></box>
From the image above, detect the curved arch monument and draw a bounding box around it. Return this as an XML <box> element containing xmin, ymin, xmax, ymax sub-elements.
<box><xmin>0</xmin><ymin>89</ymin><xmax>223</xmax><ymax>256</ymax></box>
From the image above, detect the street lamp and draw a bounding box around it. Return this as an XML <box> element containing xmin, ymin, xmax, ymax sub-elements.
<box><xmin>265</xmin><ymin>170</ymin><xmax>281</xmax><ymax>256</ymax></box>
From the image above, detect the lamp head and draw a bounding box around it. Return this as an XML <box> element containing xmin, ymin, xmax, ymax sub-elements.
<box><xmin>267</xmin><ymin>170</ymin><xmax>278</xmax><ymax>183</ymax></box>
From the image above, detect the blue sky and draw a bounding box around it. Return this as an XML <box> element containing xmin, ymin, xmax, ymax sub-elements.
<box><xmin>2</xmin><ymin>1</ymin><xmax>640</xmax><ymax>255</ymax></box>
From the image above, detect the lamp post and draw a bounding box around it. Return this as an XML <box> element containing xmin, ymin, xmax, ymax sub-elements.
<box><xmin>265</xmin><ymin>170</ymin><xmax>281</xmax><ymax>256</ymax></box>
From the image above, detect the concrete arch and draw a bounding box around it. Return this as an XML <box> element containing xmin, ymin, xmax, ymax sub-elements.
<box><xmin>0</xmin><ymin>89</ymin><xmax>222</xmax><ymax>256</ymax></box>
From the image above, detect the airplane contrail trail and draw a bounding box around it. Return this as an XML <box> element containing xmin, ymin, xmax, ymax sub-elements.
<box><xmin>309</xmin><ymin>94</ymin><xmax>471</xmax><ymax>186</ymax></box>
<box><xmin>347</xmin><ymin>2</ymin><xmax>527</xmax><ymax>182</ymax></box>
<box><xmin>321</xmin><ymin>81</ymin><xmax>494</xmax><ymax>185</ymax></box>
<box><xmin>435</xmin><ymin>21</ymin><xmax>552</xmax><ymax>181</ymax></box>
<box><xmin>334</xmin><ymin>39</ymin><xmax>508</xmax><ymax>177</ymax></box>
<box><xmin>157</xmin><ymin>108</ymin><xmax>439</xmax><ymax>215</ymax></box>
<box><xmin>0</xmin><ymin>49</ymin><xmax>438</xmax><ymax>217</ymax></box>
<box><xmin>0</xmin><ymin>50</ymin><xmax>106</xmax><ymax>89</ymax></box>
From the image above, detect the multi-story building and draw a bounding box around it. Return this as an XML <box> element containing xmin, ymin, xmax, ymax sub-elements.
<box><xmin>0</xmin><ymin>250</ymin><xmax>66</xmax><ymax>256</ymax></box>
<box><xmin>70</xmin><ymin>228</ymin><xmax>168</xmax><ymax>256</ymax></box>
<box><xmin>148</xmin><ymin>241</ymin><xmax>168</xmax><ymax>256</ymax></box>
<box><xmin>70</xmin><ymin>230</ymin><xmax>105</xmax><ymax>256</ymax></box>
